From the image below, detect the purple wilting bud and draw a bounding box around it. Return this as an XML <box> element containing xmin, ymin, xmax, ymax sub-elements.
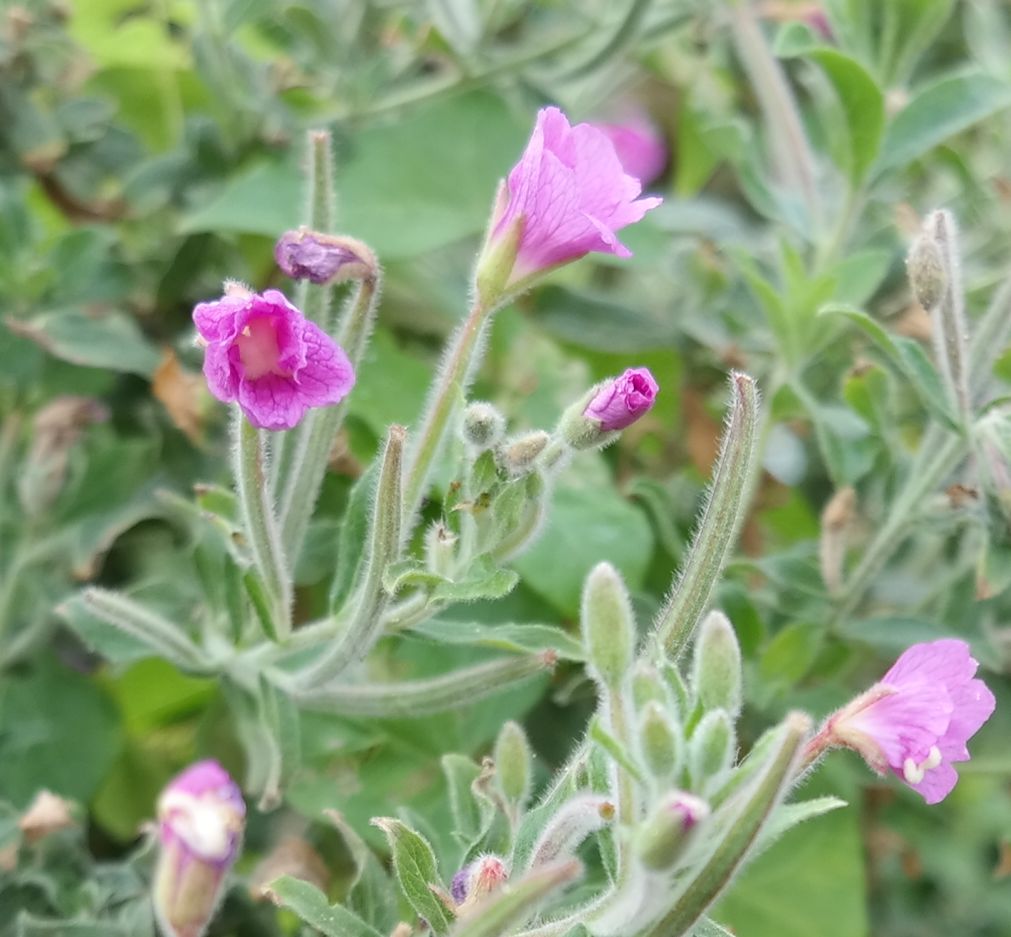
<box><xmin>274</xmin><ymin>228</ymin><xmax>376</xmax><ymax>285</ymax></box>
<box><xmin>152</xmin><ymin>760</ymin><xmax>246</xmax><ymax>937</ymax></box>
<box><xmin>805</xmin><ymin>640</ymin><xmax>995</xmax><ymax>804</ymax></box>
<box><xmin>584</xmin><ymin>368</ymin><xmax>658</xmax><ymax>431</ymax></box>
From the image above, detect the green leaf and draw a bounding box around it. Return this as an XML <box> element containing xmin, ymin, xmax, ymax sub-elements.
<box><xmin>514</xmin><ymin>485</ymin><xmax>653</xmax><ymax>617</ymax></box>
<box><xmin>876</xmin><ymin>70</ymin><xmax>1011</xmax><ymax>174</ymax></box>
<box><xmin>820</xmin><ymin>304</ymin><xmax>958</xmax><ymax>428</ymax></box>
<box><xmin>327</xmin><ymin>812</ymin><xmax>399</xmax><ymax>934</ymax></box>
<box><xmin>372</xmin><ymin>818</ymin><xmax>453</xmax><ymax>935</ymax></box>
<box><xmin>759</xmin><ymin>623</ymin><xmax>824</xmax><ymax>690</ymax></box>
<box><xmin>442</xmin><ymin>753</ymin><xmax>484</xmax><ymax>845</ymax></box>
<box><xmin>266</xmin><ymin>875</ymin><xmax>383</xmax><ymax>937</ymax></box>
<box><xmin>715</xmin><ymin>807</ymin><xmax>867</xmax><ymax>937</ymax></box>
<box><xmin>754</xmin><ymin>797</ymin><xmax>848</xmax><ymax>853</ymax></box>
<box><xmin>408</xmin><ymin>619</ymin><xmax>585</xmax><ymax>661</ymax></box>
<box><xmin>5</xmin><ymin>309</ymin><xmax>160</xmax><ymax>376</ymax></box>
<box><xmin>0</xmin><ymin>658</ymin><xmax>122</xmax><ymax>806</ymax></box>
<box><xmin>809</xmin><ymin>48</ymin><xmax>885</xmax><ymax>186</ymax></box>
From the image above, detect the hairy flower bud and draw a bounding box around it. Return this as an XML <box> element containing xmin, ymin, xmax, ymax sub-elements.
<box><xmin>639</xmin><ymin>701</ymin><xmax>682</xmax><ymax>781</ymax></box>
<box><xmin>581</xmin><ymin>562</ymin><xmax>636</xmax><ymax>690</ymax></box>
<box><xmin>153</xmin><ymin>760</ymin><xmax>246</xmax><ymax>937</ymax></box>
<box><xmin>500</xmin><ymin>431</ymin><xmax>550</xmax><ymax>475</ymax></box>
<box><xmin>691</xmin><ymin>611</ymin><xmax>743</xmax><ymax>717</ymax></box>
<box><xmin>452</xmin><ymin>854</ymin><xmax>509</xmax><ymax>913</ymax></box>
<box><xmin>906</xmin><ymin>233</ymin><xmax>947</xmax><ymax>312</ymax></box>
<box><xmin>689</xmin><ymin>709</ymin><xmax>736</xmax><ymax>786</ymax></box>
<box><xmin>462</xmin><ymin>401</ymin><xmax>506</xmax><ymax>449</ymax></box>
<box><xmin>274</xmin><ymin>228</ymin><xmax>376</xmax><ymax>284</ymax></box>
<box><xmin>558</xmin><ymin>368</ymin><xmax>659</xmax><ymax>451</ymax></box>
<box><xmin>494</xmin><ymin>720</ymin><xmax>533</xmax><ymax>809</ymax></box>
<box><xmin>425</xmin><ymin>522</ymin><xmax>458</xmax><ymax>577</ymax></box>
<box><xmin>529</xmin><ymin>795</ymin><xmax>614</xmax><ymax>868</ymax></box>
<box><xmin>636</xmin><ymin>792</ymin><xmax>709</xmax><ymax>870</ymax></box>
<box><xmin>630</xmin><ymin>661</ymin><xmax>669</xmax><ymax>710</ymax></box>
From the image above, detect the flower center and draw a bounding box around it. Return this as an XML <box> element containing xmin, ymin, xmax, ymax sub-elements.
<box><xmin>902</xmin><ymin>745</ymin><xmax>942</xmax><ymax>784</ymax></box>
<box><xmin>236</xmin><ymin>317</ymin><xmax>285</xmax><ymax>379</ymax></box>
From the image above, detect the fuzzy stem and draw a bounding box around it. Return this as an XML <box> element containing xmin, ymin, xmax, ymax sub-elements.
<box><xmin>605</xmin><ymin>688</ymin><xmax>637</xmax><ymax>885</ymax></box>
<box><xmin>403</xmin><ymin>299</ymin><xmax>494</xmax><ymax>526</ymax></box>
<box><xmin>277</xmin><ymin>273</ymin><xmax>381</xmax><ymax>559</ymax></box>
<box><xmin>234</xmin><ymin>412</ymin><xmax>292</xmax><ymax>639</ymax></box>
<box><xmin>298</xmin><ymin>424</ymin><xmax>405</xmax><ymax>687</ymax></box>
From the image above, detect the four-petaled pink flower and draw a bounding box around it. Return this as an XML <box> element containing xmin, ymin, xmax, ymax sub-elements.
<box><xmin>193</xmin><ymin>287</ymin><xmax>354</xmax><ymax>431</ymax></box>
<box><xmin>584</xmin><ymin>367</ymin><xmax>659</xmax><ymax>432</ymax></box>
<box><xmin>477</xmin><ymin>107</ymin><xmax>662</xmax><ymax>300</ymax></box>
<box><xmin>594</xmin><ymin>117</ymin><xmax>668</xmax><ymax>187</ymax></box>
<box><xmin>815</xmin><ymin>639</ymin><xmax>995</xmax><ymax>804</ymax></box>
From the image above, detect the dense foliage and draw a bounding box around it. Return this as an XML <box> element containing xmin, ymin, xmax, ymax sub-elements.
<box><xmin>2</xmin><ymin>2</ymin><xmax>1011</xmax><ymax>936</ymax></box>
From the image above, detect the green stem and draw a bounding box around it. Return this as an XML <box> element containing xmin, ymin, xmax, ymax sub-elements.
<box><xmin>403</xmin><ymin>299</ymin><xmax>494</xmax><ymax>526</ymax></box>
<box><xmin>277</xmin><ymin>274</ymin><xmax>380</xmax><ymax>559</ymax></box>
<box><xmin>234</xmin><ymin>413</ymin><xmax>292</xmax><ymax>639</ymax></box>
<box><xmin>605</xmin><ymin>688</ymin><xmax>637</xmax><ymax>886</ymax></box>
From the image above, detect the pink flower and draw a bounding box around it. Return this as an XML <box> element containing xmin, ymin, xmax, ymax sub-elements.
<box><xmin>477</xmin><ymin>107</ymin><xmax>662</xmax><ymax>299</ymax></box>
<box><xmin>154</xmin><ymin>760</ymin><xmax>246</xmax><ymax>937</ymax></box>
<box><xmin>193</xmin><ymin>287</ymin><xmax>354</xmax><ymax>430</ymax></box>
<box><xmin>594</xmin><ymin>118</ymin><xmax>668</xmax><ymax>186</ymax></box>
<box><xmin>817</xmin><ymin>640</ymin><xmax>995</xmax><ymax>804</ymax></box>
<box><xmin>584</xmin><ymin>367</ymin><xmax>659</xmax><ymax>431</ymax></box>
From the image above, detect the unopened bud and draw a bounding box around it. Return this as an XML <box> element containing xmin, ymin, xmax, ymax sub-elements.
<box><xmin>452</xmin><ymin>854</ymin><xmax>509</xmax><ymax>914</ymax></box>
<box><xmin>274</xmin><ymin>228</ymin><xmax>376</xmax><ymax>284</ymax></box>
<box><xmin>462</xmin><ymin>401</ymin><xmax>506</xmax><ymax>449</ymax></box>
<box><xmin>691</xmin><ymin>611</ymin><xmax>742</xmax><ymax>717</ymax></box>
<box><xmin>19</xmin><ymin>790</ymin><xmax>77</xmax><ymax>844</ymax></box>
<box><xmin>425</xmin><ymin>522</ymin><xmax>458</xmax><ymax>577</ymax></box>
<box><xmin>639</xmin><ymin>702</ymin><xmax>681</xmax><ymax>780</ymax></box>
<box><xmin>581</xmin><ymin>562</ymin><xmax>636</xmax><ymax>690</ymax></box>
<box><xmin>500</xmin><ymin>431</ymin><xmax>550</xmax><ymax>475</ymax></box>
<box><xmin>661</xmin><ymin>662</ymin><xmax>690</xmax><ymax>717</ymax></box>
<box><xmin>631</xmin><ymin>661</ymin><xmax>668</xmax><ymax>710</ymax></box>
<box><xmin>558</xmin><ymin>368</ymin><xmax>659</xmax><ymax>450</ymax></box>
<box><xmin>636</xmin><ymin>792</ymin><xmax>709</xmax><ymax>870</ymax></box>
<box><xmin>906</xmin><ymin>234</ymin><xmax>947</xmax><ymax>312</ymax></box>
<box><xmin>494</xmin><ymin>720</ymin><xmax>532</xmax><ymax>808</ymax></box>
<box><xmin>153</xmin><ymin>760</ymin><xmax>245</xmax><ymax>937</ymax></box>
<box><xmin>689</xmin><ymin>710</ymin><xmax>736</xmax><ymax>786</ymax></box>
<box><xmin>529</xmin><ymin>795</ymin><xmax>614</xmax><ymax>868</ymax></box>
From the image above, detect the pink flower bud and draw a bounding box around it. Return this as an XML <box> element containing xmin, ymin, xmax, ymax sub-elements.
<box><xmin>809</xmin><ymin>640</ymin><xmax>995</xmax><ymax>804</ymax></box>
<box><xmin>274</xmin><ymin>228</ymin><xmax>376</xmax><ymax>284</ymax></box>
<box><xmin>153</xmin><ymin>760</ymin><xmax>246</xmax><ymax>937</ymax></box>
<box><xmin>451</xmin><ymin>855</ymin><xmax>509</xmax><ymax>915</ymax></box>
<box><xmin>583</xmin><ymin>367</ymin><xmax>658</xmax><ymax>432</ymax></box>
<box><xmin>475</xmin><ymin>107</ymin><xmax>662</xmax><ymax>303</ymax></box>
<box><xmin>192</xmin><ymin>287</ymin><xmax>355</xmax><ymax>430</ymax></box>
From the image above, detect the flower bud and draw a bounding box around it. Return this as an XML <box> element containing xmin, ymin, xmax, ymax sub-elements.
<box><xmin>462</xmin><ymin>401</ymin><xmax>506</xmax><ymax>449</ymax></box>
<box><xmin>636</xmin><ymin>792</ymin><xmax>709</xmax><ymax>870</ymax></box>
<box><xmin>581</xmin><ymin>562</ymin><xmax>636</xmax><ymax>691</ymax></box>
<box><xmin>906</xmin><ymin>233</ymin><xmax>947</xmax><ymax>312</ymax></box>
<box><xmin>452</xmin><ymin>854</ymin><xmax>509</xmax><ymax>913</ymax></box>
<box><xmin>630</xmin><ymin>661</ymin><xmax>668</xmax><ymax>711</ymax></box>
<box><xmin>689</xmin><ymin>710</ymin><xmax>736</xmax><ymax>787</ymax></box>
<box><xmin>425</xmin><ymin>522</ymin><xmax>458</xmax><ymax>577</ymax></box>
<box><xmin>639</xmin><ymin>702</ymin><xmax>681</xmax><ymax>781</ymax></box>
<box><xmin>274</xmin><ymin>228</ymin><xmax>377</xmax><ymax>284</ymax></box>
<box><xmin>529</xmin><ymin>795</ymin><xmax>614</xmax><ymax>868</ymax></box>
<box><xmin>494</xmin><ymin>720</ymin><xmax>532</xmax><ymax>809</ymax></box>
<box><xmin>691</xmin><ymin>611</ymin><xmax>742</xmax><ymax>718</ymax></box>
<box><xmin>153</xmin><ymin>760</ymin><xmax>246</xmax><ymax>937</ymax></box>
<box><xmin>558</xmin><ymin>368</ymin><xmax>658</xmax><ymax>450</ymax></box>
<box><xmin>499</xmin><ymin>430</ymin><xmax>550</xmax><ymax>476</ymax></box>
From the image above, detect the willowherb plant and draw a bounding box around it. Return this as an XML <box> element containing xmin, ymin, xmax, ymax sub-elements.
<box><xmin>58</xmin><ymin>107</ymin><xmax>996</xmax><ymax>937</ymax></box>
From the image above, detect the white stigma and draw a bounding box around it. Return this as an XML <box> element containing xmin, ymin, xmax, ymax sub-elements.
<box><xmin>902</xmin><ymin>746</ymin><xmax>942</xmax><ymax>785</ymax></box>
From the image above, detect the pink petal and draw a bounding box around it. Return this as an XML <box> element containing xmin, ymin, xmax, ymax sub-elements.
<box><xmin>294</xmin><ymin>320</ymin><xmax>356</xmax><ymax>407</ymax></box>
<box><xmin>901</xmin><ymin>760</ymin><xmax>959</xmax><ymax>805</ymax></box>
<box><xmin>202</xmin><ymin>342</ymin><xmax>238</xmax><ymax>402</ymax></box>
<box><xmin>938</xmin><ymin>677</ymin><xmax>996</xmax><ymax>761</ymax></box>
<box><xmin>237</xmin><ymin>373</ymin><xmax>307</xmax><ymax>431</ymax></box>
<box><xmin>848</xmin><ymin>680</ymin><xmax>953</xmax><ymax>768</ymax></box>
<box><xmin>882</xmin><ymin>638</ymin><xmax>978</xmax><ymax>689</ymax></box>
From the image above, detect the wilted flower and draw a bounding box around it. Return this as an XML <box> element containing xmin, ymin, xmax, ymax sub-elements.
<box><xmin>451</xmin><ymin>855</ymin><xmax>509</xmax><ymax>915</ymax></box>
<box><xmin>594</xmin><ymin>116</ymin><xmax>668</xmax><ymax>186</ymax></box>
<box><xmin>274</xmin><ymin>228</ymin><xmax>376</xmax><ymax>284</ymax></box>
<box><xmin>192</xmin><ymin>286</ymin><xmax>355</xmax><ymax>430</ymax></box>
<box><xmin>584</xmin><ymin>367</ymin><xmax>659</xmax><ymax>432</ymax></box>
<box><xmin>475</xmin><ymin>107</ymin><xmax>662</xmax><ymax>302</ymax></box>
<box><xmin>809</xmin><ymin>640</ymin><xmax>995</xmax><ymax>804</ymax></box>
<box><xmin>153</xmin><ymin>760</ymin><xmax>246</xmax><ymax>937</ymax></box>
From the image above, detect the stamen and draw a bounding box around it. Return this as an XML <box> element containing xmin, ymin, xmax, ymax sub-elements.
<box><xmin>903</xmin><ymin>757</ymin><xmax>925</xmax><ymax>784</ymax></box>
